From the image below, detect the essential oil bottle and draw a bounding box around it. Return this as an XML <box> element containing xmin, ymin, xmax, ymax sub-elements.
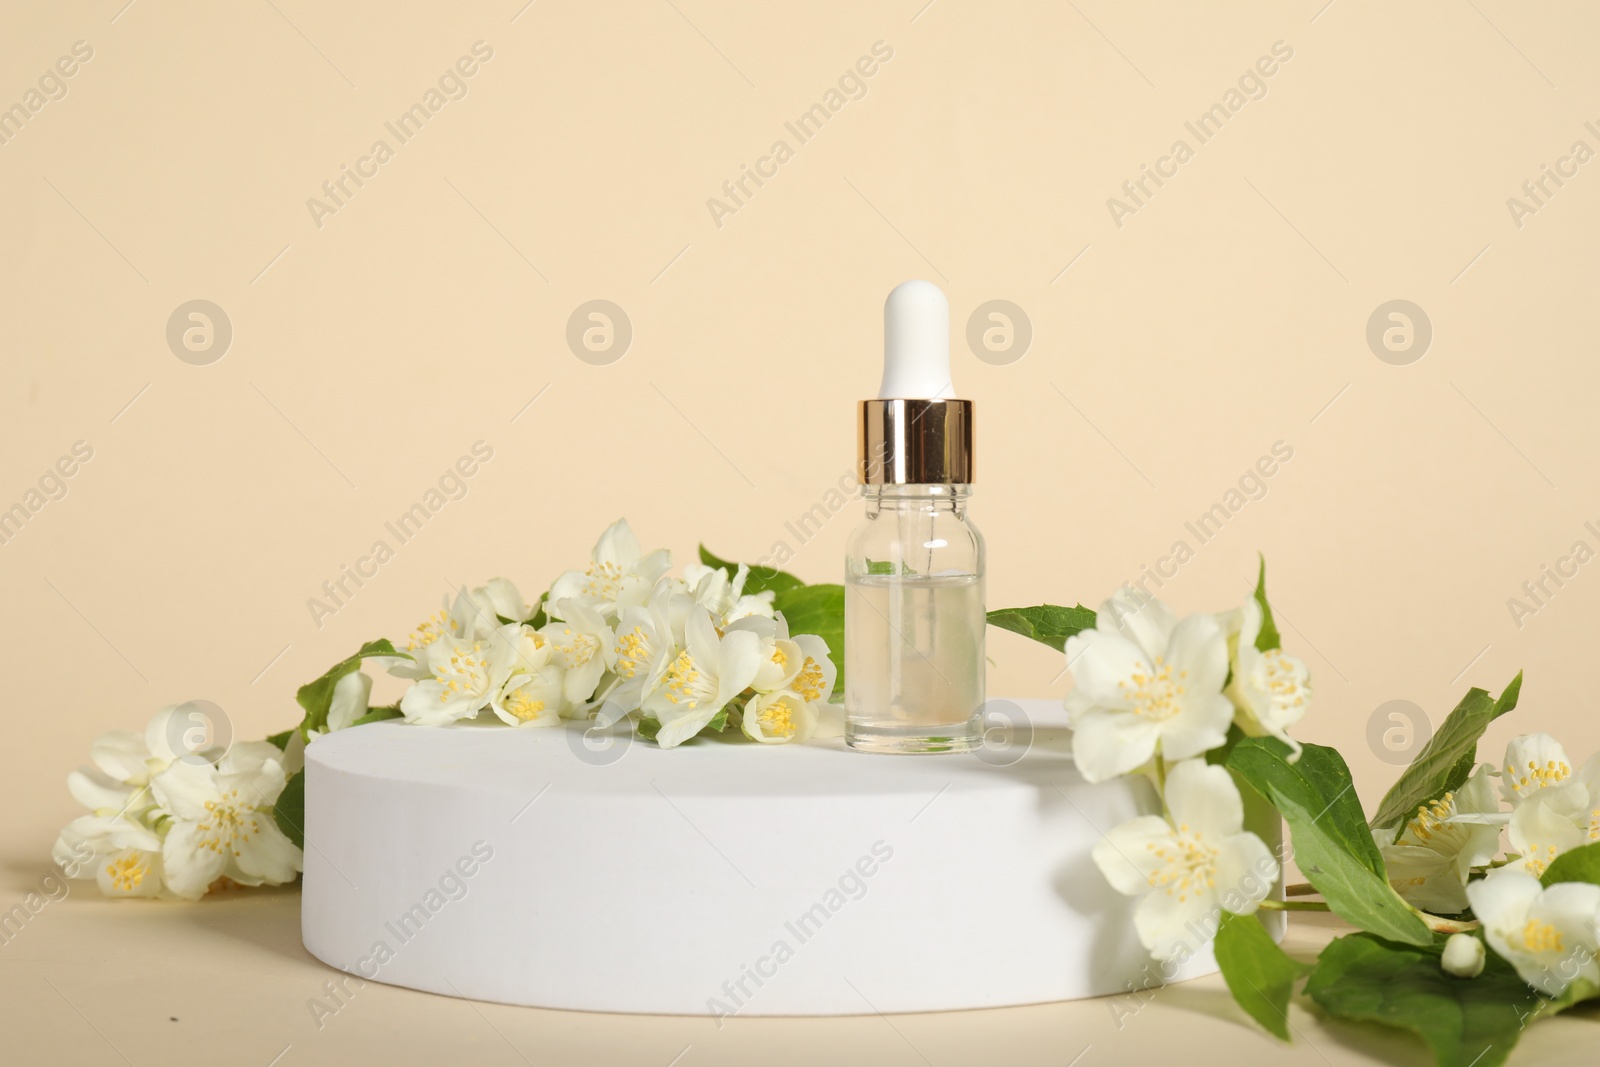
<box><xmin>845</xmin><ymin>280</ymin><xmax>986</xmax><ymax>753</ymax></box>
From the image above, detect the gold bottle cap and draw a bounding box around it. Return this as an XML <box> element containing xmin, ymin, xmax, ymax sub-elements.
<box><xmin>858</xmin><ymin>398</ymin><xmax>974</xmax><ymax>485</ymax></box>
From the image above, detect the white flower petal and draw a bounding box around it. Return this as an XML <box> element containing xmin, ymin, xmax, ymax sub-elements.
<box><xmin>1230</xmin><ymin>598</ymin><xmax>1263</xmax><ymax>650</ymax></box>
<box><xmin>481</xmin><ymin>577</ymin><xmax>530</xmax><ymax>621</ymax></box>
<box><xmin>545</xmin><ymin>570</ymin><xmax>586</xmax><ymax>613</ymax></box>
<box><xmin>655</xmin><ymin>707</ymin><xmax>720</xmax><ymax>749</ymax></box>
<box><xmin>1465</xmin><ymin>868</ymin><xmax>1541</xmax><ymax>931</ymax></box>
<box><xmin>1456</xmin><ymin>763</ymin><xmax>1502</xmax><ymax>816</ymax></box>
<box><xmin>1214</xmin><ymin>832</ymin><xmax>1277</xmax><ymax>914</ymax></box>
<box><xmin>91</xmin><ymin>730</ymin><xmax>154</xmax><ymax>785</ymax></box>
<box><xmin>1471</xmin><ymin>872</ymin><xmax>1600</xmax><ymax>996</ymax></box>
<box><xmin>1509</xmin><ymin>787</ymin><xmax>1588</xmax><ymax>878</ymax></box>
<box><xmin>94</xmin><ymin>849</ymin><xmax>165</xmax><ymax>899</ymax></box>
<box><xmin>684</xmin><ymin>608</ymin><xmax>720</xmax><ymax>666</ymax></box>
<box><xmin>230</xmin><ymin>818</ymin><xmax>303</xmax><ymax>885</ymax></box>
<box><xmin>1383</xmin><ymin>843</ymin><xmax>1470</xmax><ymax>913</ymax></box>
<box><xmin>220</xmin><ymin>742</ymin><xmax>288</xmax><ymax>780</ymax></box>
<box><xmin>1163</xmin><ymin>760</ymin><xmax>1244</xmax><ymax>837</ymax></box>
<box><xmin>742</xmin><ymin>691</ymin><xmax>815</xmax><ymax>744</ymax></box>
<box><xmin>1501</xmin><ymin>733</ymin><xmax>1573</xmax><ymax>803</ymax></box>
<box><xmin>1159</xmin><ymin>692</ymin><xmax>1234</xmax><ymax>762</ymax></box>
<box><xmin>161</xmin><ymin>820</ymin><xmax>229</xmax><ymax>900</ymax></box>
<box><xmin>280</xmin><ymin>731</ymin><xmax>307</xmax><ymax>776</ymax></box>
<box><xmin>225</xmin><ymin>758</ymin><xmax>288</xmax><ymax>810</ymax></box>
<box><xmin>1440</xmin><ymin>933</ymin><xmax>1486</xmax><ymax>978</ymax></box>
<box><xmin>715</xmin><ymin>629</ymin><xmax>762</xmax><ymax>705</ymax></box>
<box><xmin>1070</xmin><ymin>707</ymin><xmax>1160</xmax><ymax>783</ymax></box>
<box><xmin>1133</xmin><ymin>882</ymin><xmax>1218</xmax><ymax>963</ymax></box>
<box><xmin>68</xmin><ymin>768</ymin><xmax>134</xmax><ymax>813</ymax></box>
<box><xmin>150</xmin><ymin>760</ymin><xmax>222</xmax><ymax>822</ymax></box>
<box><xmin>327</xmin><ymin>670</ymin><xmax>373</xmax><ymax>732</ymax></box>
<box><xmin>1097</xmin><ymin>589</ymin><xmax>1178</xmax><ymax>662</ymax></box>
<box><xmin>1062</xmin><ymin>688</ymin><xmax>1095</xmax><ymax>722</ymax></box>
<box><xmin>1092</xmin><ymin>815</ymin><xmax>1175</xmax><ymax>896</ymax></box>
<box><xmin>1062</xmin><ymin>630</ymin><xmax>1148</xmax><ymax>707</ymax></box>
<box><xmin>1164</xmin><ymin>614</ymin><xmax>1230</xmax><ymax>697</ymax></box>
<box><xmin>594</xmin><ymin>518</ymin><xmax>642</xmax><ymax>568</ymax></box>
<box><xmin>492</xmin><ymin>668</ymin><xmax>565</xmax><ymax>727</ymax></box>
<box><xmin>54</xmin><ymin>813</ymin><xmax>160</xmax><ymax>875</ymax></box>
<box><xmin>793</xmin><ymin>634</ymin><xmax>837</xmax><ymax>698</ymax></box>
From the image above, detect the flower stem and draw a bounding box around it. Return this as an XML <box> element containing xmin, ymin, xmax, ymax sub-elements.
<box><xmin>1262</xmin><ymin>895</ymin><xmax>1479</xmax><ymax>931</ymax></box>
<box><xmin>1417</xmin><ymin>912</ymin><xmax>1480</xmax><ymax>934</ymax></box>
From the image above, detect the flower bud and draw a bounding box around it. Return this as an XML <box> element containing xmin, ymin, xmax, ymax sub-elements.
<box><xmin>1441</xmin><ymin>933</ymin><xmax>1486</xmax><ymax>978</ymax></box>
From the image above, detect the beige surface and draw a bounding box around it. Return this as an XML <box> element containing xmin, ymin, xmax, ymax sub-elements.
<box><xmin>4</xmin><ymin>895</ymin><xmax>1598</xmax><ymax>1067</ymax></box>
<box><xmin>4</xmin><ymin>0</ymin><xmax>1599</xmax><ymax>1063</ymax></box>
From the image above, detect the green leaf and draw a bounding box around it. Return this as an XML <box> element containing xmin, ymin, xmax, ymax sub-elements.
<box><xmin>295</xmin><ymin>663</ymin><xmax>361</xmax><ymax>735</ymax></box>
<box><xmin>1370</xmin><ymin>674</ymin><xmax>1523</xmax><ymax>831</ymax></box>
<box><xmin>772</xmin><ymin>583</ymin><xmax>845</xmax><ymax>694</ymax></box>
<box><xmin>354</xmin><ymin>637</ymin><xmax>407</xmax><ymax>661</ymax></box>
<box><xmin>265</xmin><ymin>729</ymin><xmax>294</xmax><ymax>751</ymax></box>
<box><xmin>697</xmin><ymin>545</ymin><xmax>805</xmax><ymax>598</ymax></box>
<box><xmin>1542</xmin><ymin>841</ymin><xmax>1600</xmax><ymax>887</ymax></box>
<box><xmin>985</xmin><ymin>604</ymin><xmax>1097</xmax><ymax>653</ymax></box>
<box><xmin>1235</xmin><ymin>738</ymin><xmax>1386</xmax><ymax>875</ymax></box>
<box><xmin>1305</xmin><ymin>933</ymin><xmax>1544</xmax><ymax>1067</ymax></box>
<box><xmin>1214</xmin><ymin>911</ymin><xmax>1311</xmax><ymax>1041</ymax></box>
<box><xmin>1539</xmin><ymin>976</ymin><xmax>1600</xmax><ymax>1017</ymax></box>
<box><xmin>636</xmin><ymin>709</ymin><xmax>728</xmax><ymax>746</ymax></box>
<box><xmin>294</xmin><ymin>639</ymin><xmax>412</xmax><ymax>737</ymax></box>
<box><xmin>274</xmin><ymin>769</ymin><xmax>306</xmax><ymax>850</ymax></box>
<box><xmin>745</xmin><ymin>567</ymin><xmax>806</xmax><ymax>598</ymax></box>
<box><xmin>1205</xmin><ymin>723</ymin><xmax>1249</xmax><ymax>767</ymax></box>
<box><xmin>1441</xmin><ymin>749</ymin><xmax>1479</xmax><ymax>799</ymax></box>
<box><xmin>348</xmin><ymin>704</ymin><xmax>404</xmax><ymax>729</ymax></box>
<box><xmin>1229</xmin><ymin>738</ymin><xmax>1432</xmax><ymax>946</ymax></box>
<box><xmin>525</xmin><ymin>591</ymin><xmax>549</xmax><ymax>630</ymax></box>
<box><xmin>865</xmin><ymin>558</ymin><xmax>912</xmax><ymax>576</ymax></box>
<box><xmin>1252</xmin><ymin>555</ymin><xmax>1281</xmax><ymax>653</ymax></box>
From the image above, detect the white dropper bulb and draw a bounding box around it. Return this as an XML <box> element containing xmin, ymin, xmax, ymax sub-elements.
<box><xmin>879</xmin><ymin>280</ymin><xmax>954</xmax><ymax>399</ymax></box>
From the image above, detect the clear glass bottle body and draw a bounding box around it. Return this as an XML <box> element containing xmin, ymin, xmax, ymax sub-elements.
<box><xmin>844</xmin><ymin>484</ymin><xmax>985</xmax><ymax>753</ymax></box>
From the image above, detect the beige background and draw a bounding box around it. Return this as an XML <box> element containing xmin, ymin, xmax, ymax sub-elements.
<box><xmin>3</xmin><ymin>1</ymin><xmax>1598</xmax><ymax>1063</ymax></box>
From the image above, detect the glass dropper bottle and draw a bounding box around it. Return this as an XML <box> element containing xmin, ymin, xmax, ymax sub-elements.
<box><xmin>844</xmin><ymin>280</ymin><xmax>986</xmax><ymax>753</ymax></box>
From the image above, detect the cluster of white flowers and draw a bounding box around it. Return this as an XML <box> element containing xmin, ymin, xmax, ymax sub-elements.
<box><xmin>1464</xmin><ymin>872</ymin><xmax>1600</xmax><ymax>995</ymax></box>
<box><xmin>1375</xmin><ymin>734</ymin><xmax>1600</xmax><ymax>913</ymax></box>
<box><xmin>1057</xmin><ymin>579</ymin><xmax>1600</xmax><ymax>1005</ymax></box>
<box><xmin>386</xmin><ymin>519</ymin><xmax>840</xmax><ymax>747</ymax></box>
<box><xmin>1065</xmin><ymin>588</ymin><xmax>1311</xmax><ymax>785</ymax></box>
<box><xmin>1375</xmin><ymin>732</ymin><xmax>1600</xmax><ymax>995</ymax></box>
<box><xmin>54</xmin><ymin>519</ymin><xmax>842</xmax><ymax>900</ymax></box>
<box><xmin>51</xmin><ymin>707</ymin><xmax>302</xmax><ymax>900</ymax></box>
<box><xmin>1066</xmin><ymin>586</ymin><xmax>1312</xmax><ymax>963</ymax></box>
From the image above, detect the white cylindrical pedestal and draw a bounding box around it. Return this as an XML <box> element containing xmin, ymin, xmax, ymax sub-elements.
<box><xmin>301</xmin><ymin>698</ymin><xmax>1282</xmax><ymax>1015</ymax></box>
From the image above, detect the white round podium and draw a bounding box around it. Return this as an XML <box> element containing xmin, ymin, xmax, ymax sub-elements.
<box><xmin>300</xmin><ymin>698</ymin><xmax>1282</xmax><ymax>1015</ymax></box>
